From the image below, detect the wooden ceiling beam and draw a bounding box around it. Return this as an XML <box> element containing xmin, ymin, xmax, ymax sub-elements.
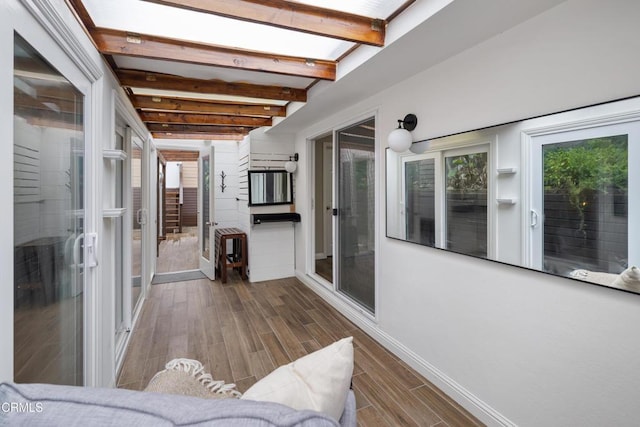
<box><xmin>91</xmin><ymin>28</ymin><xmax>335</xmax><ymax>80</ymax></box>
<box><xmin>66</xmin><ymin>0</ymin><xmax>96</xmax><ymax>30</ymax></box>
<box><xmin>140</xmin><ymin>111</ymin><xmax>271</xmax><ymax>127</ymax></box>
<box><xmin>131</xmin><ymin>95</ymin><xmax>286</xmax><ymax>117</ymax></box>
<box><xmin>152</xmin><ymin>132</ymin><xmax>245</xmax><ymax>140</ymax></box>
<box><xmin>143</xmin><ymin>0</ymin><xmax>385</xmax><ymax>46</ymax></box>
<box><xmin>147</xmin><ymin>123</ymin><xmax>253</xmax><ymax>134</ymax></box>
<box><xmin>118</xmin><ymin>69</ymin><xmax>307</xmax><ymax>102</ymax></box>
<box><xmin>158</xmin><ymin>150</ymin><xmax>199</xmax><ymax>161</ymax></box>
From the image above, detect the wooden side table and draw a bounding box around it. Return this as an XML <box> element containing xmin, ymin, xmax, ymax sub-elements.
<box><xmin>214</xmin><ymin>228</ymin><xmax>248</xmax><ymax>283</ymax></box>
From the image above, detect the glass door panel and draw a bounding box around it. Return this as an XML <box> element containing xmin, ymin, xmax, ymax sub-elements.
<box><xmin>336</xmin><ymin>118</ymin><xmax>376</xmax><ymax>313</ymax></box>
<box><xmin>114</xmin><ymin>129</ymin><xmax>126</xmax><ymax>341</ymax></box>
<box><xmin>201</xmin><ymin>155</ymin><xmax>210</xmax><ymax>261</ymax></box>
<box><xmin>199</xmin><ymin>147</ymin><xmax>215</xmax><ymax>279</ymax></box>
<box><xmin>13</xmin><ymin>34</ymin><xmax>84</xmax><ymax>385</ymax></box>
<box><xmin>131</xmin><ymin>139</ymin><xmax>143</xmax><ymax>312</ymax></box>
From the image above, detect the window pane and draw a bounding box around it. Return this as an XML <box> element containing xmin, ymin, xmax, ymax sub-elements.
<box><xmin>405</xmin><ymin>158</ymin><xmax>436</xmax><ymax>246</ymax></box>
<box><xmin>445</xmin><ymin>153</ymin><xmax>488</xmax><ymax>257</ymax></box>
<box><xmin>543</xmin><ymin>136</ymin><xmax>628</xmax><ymax>275</ymax></box>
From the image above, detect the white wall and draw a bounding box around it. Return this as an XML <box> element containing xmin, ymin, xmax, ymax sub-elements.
<box><xmin>244</xmin><ymin>129</ymin><xmax>297</xmax><ymax>282</ymax></box>
<box><xmin>212</xmin><ymin>141</ymin><xmax>240</xmax><ymax>229</ymax></box>
<box><xmin>293</xmin><ymin>1</ymin><xmax>640</xmax><ymax>425</ymax></box>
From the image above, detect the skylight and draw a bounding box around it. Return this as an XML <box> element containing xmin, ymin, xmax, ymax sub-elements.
<box><xmin>82</xmin><ymin>0</ymin><xmax>358</xmax><ymax>60</ymax></box>
<box><xmin>82</xmin><ymin>0</ymin><xmax>410</xmax><ymax>61</ymax></box>
<box><xmin>290</xmin><ymin>0</ymin><xmax>407</xmax><ymax>19</ymax></box>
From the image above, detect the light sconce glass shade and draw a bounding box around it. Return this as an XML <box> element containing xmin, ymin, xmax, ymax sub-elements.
<box><xmin>285</xmin><ymin>153</ymin><xmax>299</xmax><ymax>173</ymax></box>
<box><xmin>388</xmin><ymin>128</ymin><xmax>413</xmax><ymax>152</ymax></box>
<box><xmin>409</xmin><ymin>140</ymin><xmax>430</xmax><ymax>154</ymax></box>
<box><xmin>284</xmin><ymin>161</ymin><xmax>297</xmax><ymax>173</ymax></box>
<box><xmin>388</xmin><ymin>113</ymin><xmax>418</xmax><ymax>152</ymax></box>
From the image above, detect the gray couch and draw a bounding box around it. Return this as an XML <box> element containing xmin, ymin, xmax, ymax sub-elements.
<box><xmin>0</xmin><ymin>382</ymin><xmax>356</xmax><ymax>426</ymax></box>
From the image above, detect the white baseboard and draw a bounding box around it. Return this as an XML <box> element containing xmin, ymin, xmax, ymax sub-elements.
<box><xmin>295</xmin><ymin>271</ymin><xmax>516</xmax><ymax>427</ymax></box>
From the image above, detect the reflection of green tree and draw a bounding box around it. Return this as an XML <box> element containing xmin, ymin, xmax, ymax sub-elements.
<box><xmin>446</xmin><ymin>153</ymin><xmax>487</xmax><ymax>193</ymax></box>
<box><xmin>544</xmin><ymin>137</ymin><xmax>627</xmax><ymax>235</ymax></box>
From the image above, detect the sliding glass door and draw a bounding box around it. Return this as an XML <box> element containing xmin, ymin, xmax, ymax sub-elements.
<box><xmin>13</xmin><ymin>33</ymin><xmax>85</xmax><ymax>385</ymax></box>
<box><xmin>336</xmin><ymin>118</ymin><xmax>376</xmax><ymax>313</ymax></box>
<box><xmin>130</xmin><ymin>135</ymin><xmax>145</xmax><ymax>313</ymax></box>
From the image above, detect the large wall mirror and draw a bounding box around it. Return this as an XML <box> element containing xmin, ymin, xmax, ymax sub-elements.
<box><xmin>248</xmin><ymin>170</ymin><xmax>293</xmax><ymax>206</ymax></box>
<box><xmin>386</xmin><ymin>96</ymin><xmax>640</xmax><ymax>294</ymax></box>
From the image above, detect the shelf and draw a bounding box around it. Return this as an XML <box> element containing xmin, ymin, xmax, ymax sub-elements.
<box><xmin>103</xmin><ymin>208</ymin><xmax>126</xmax><ymax>218</ymax></box>
<box><xmin>252</xmin><ymin>212</ymin><xmax>301</xmax><ymax>225</ymax></box>
<box><xmin>103</xmin><ymin>149</ymin><xmax>127</xmax><ymax>161</ymax></box>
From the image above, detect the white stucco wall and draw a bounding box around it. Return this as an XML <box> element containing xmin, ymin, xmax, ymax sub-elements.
<box><xmin>293</xmin><ymin>1</ymin><xmax>640</xmax><ymax>425</ymax></box>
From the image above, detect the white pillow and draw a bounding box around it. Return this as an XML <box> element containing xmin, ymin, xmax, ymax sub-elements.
<box><xmin>241</xmin><ymin>336</ymin><xmax>353</xmax><ymax>421</ymax></box>
<box><xmin>612</xmin><ymin>266</ymin><xmax>640</xmax><ymax>291</ymax></box>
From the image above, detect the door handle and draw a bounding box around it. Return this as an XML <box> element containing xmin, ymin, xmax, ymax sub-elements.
<box><xmin>332</xmin><ymin>208</ymin><xmax>338</xmax><ymax>216</ymax></box>
<box><xmin>73</xmin><ymin>233</ymin><xmax>84</xmax><ymax>268</ymax></box>
<box><xmin>530</xmin><ymin>210</ymin><xmax>539</xmax><ymax>228</ymax></box>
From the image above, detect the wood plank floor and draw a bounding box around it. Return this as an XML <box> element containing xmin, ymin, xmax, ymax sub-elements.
<box><xmin>118</xmin><ymin>275</ymin><xmax>483</xmax><ymax>427</ymax></box>
<box><xmin>156</xmin><ymin>227</ymin><xmax>199</xmax><ymax>273</ymax></box>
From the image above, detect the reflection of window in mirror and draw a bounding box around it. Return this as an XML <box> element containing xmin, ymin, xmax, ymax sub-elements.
<box><xmin>531</xmin><ymin>123</ymin><xmax>636</xmax><ymax>283</ymax></box>
<box><xmin>398</xmin><ymin>145</ymin><xmax>491</xmax><ymax>259</ymax></box>
<box><xmin>445</xmin><ymin>151</ymin><xmax>488</xmax><ymax>258</ymax></box>
<box><xmin>402</xmin><ymin>154</ymin><xmax>439</xmax><ymax>246</ymax></box>
<box><xmin>248</xmin><ymin>170</ymin><xmax>293</xmax><ymax>206</ymax></box>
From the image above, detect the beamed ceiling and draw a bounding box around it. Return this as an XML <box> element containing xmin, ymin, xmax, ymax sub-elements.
<box><xmin>65</xmin><ymin>0</ymin><xmax>415</xmax><ymax>141</ymax></box>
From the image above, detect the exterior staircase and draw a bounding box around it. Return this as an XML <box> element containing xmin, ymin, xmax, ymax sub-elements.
<box><xmin>165</xmin><ymin>189</ymin><xmax>181</xmax><ymax>234</ymax></box>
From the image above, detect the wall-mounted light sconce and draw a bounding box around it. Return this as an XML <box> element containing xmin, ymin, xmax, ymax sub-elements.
<box><xmin>388</xmin><ymin>114</ymin><xmax>417</xmax><ymax>152</ymax></box>
<box><xmin>285</xmin><ymin>153</ymin><xmax>299</xmax><ymax>173</ymax></box>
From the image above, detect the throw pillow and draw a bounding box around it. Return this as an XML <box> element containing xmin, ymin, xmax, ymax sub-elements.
<box><xmin>145</xmin><ymin>358</ymin><xmax>241</xmax><ymax>399</ymax></box>
<box><xmin>612</xmin><ymin>266</ymin><xmax>640</xmax><ymax>291</ymax></box>
<box><xmin>241</xmin><ymin>336</ymin><xmax>354</xmax><ymax>421</ymax></box>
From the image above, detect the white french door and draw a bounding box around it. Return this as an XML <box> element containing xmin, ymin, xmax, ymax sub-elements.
<box><xmin>198</xmin><ymin>145</ymin><xmax>216</xmax><ymax>279</ymax></box>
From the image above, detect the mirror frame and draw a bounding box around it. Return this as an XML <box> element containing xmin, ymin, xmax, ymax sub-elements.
<box><xmin>247</xmin><ymin>169</ymin><xmax>294</xmax><ymax>207</ymax></box>
<box><xmin>385</xmin><ymin>95</ymin><xmax>639</xmax><ymax>295</ymax></box>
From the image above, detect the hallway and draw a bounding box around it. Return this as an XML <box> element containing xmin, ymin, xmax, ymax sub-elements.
<box><xmin>117</xmin><ymin>277</ymin><xmax>482</xmax><ymax>427</ymax></box>
<box><xmin>156</xmin><ymin>227</ymin><xmax>199</xmax><ymax>273</ymax></box>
